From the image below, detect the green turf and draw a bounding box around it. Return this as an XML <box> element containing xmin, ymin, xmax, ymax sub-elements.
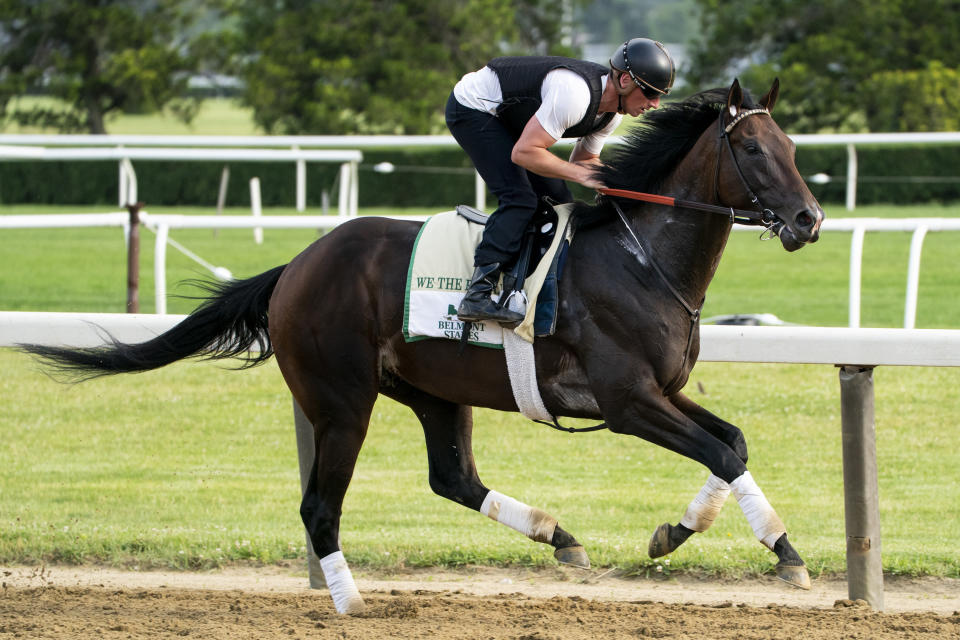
<box><xmin>1</xmin><ymin>350</ymin><xmax>957</xmax><ymax>577</ymax></box>
<box><xmin>2</xmin><ymin>97</ymin><xmax>260</xmax><ymax>136</ymax></box>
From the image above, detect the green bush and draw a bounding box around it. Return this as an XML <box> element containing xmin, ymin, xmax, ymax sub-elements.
<box><xmin>2</xmin><ymin>144</ymin><xmax>959</xmax><ymax>208</ymax></box>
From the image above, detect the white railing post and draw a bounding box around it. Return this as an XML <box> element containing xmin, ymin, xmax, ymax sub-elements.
<box><xmin>118</xmin><ymin>149</ymin><xmax>126</xmax><ymax>207</ymax></box>
<box><xmin>350</xmin><ymin>160</ymin><xmax>359</xmax><ymax>217</ymax></box>
<box><xmin>154</xmin><ymin>223</ymin><xmax>169</xmax><ymax>315</ymax></box>
<box><xmin>249</xmin><ymin>177</ymin><xmax>263</xmax><ymax>244</ymax></box>
<box><xmin>118</xmin><ymin>157</ymin><xmax>137</xmax><ymax>207</ymax></box>
<box><xmin>295</xmin><ymin>146</ymin><xmax>306</xmax><ymax>212</ymax></box>
<box><xmin>845</xmin><ymin>143</ymin><xmax>858</xmax><ymax>211</ymax></box>
<box><xmin>904</xmin><ymin>225</ymin><xmax>929</xmax><ymax>329</ymax></box>
<box><xmin>338</xmin><ymin>163</ymin><xmax>350</xmax><ymax>217</ymax></box>
<box><xmin>849</xmin><ymin>225</ymin><xmax>866</xmax><ymax>328</ymax></box>
<box><xmin>474</xmin><ymin>170</ymin><xmax>486</xmax><ymax>211</ymax></box>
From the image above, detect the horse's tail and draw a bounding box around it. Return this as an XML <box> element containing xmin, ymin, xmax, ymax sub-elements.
<box><xmin>20</xmin><ymin>265</ymin><xmax>287</xmax><ymax>381</ymax></box>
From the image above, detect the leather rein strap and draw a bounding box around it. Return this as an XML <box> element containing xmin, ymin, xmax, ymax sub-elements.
<box><xmin>597</xmin><ymin>187</ymin><xmax>772</xmax><ymax>226</ymax></box>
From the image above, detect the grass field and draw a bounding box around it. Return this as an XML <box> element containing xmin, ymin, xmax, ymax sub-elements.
<box><xmin>1</xmin><ymin>204</ymin><xmax>959</xmax><ymax>579</ymax></box>
<box><xmin>2</xmin><ymin>97</ymin><xmax>260</xmax><ymax>136</ymax></box>
<box><xmin>2</xmin><ymin>351</ymin><xmax>958</xmax><ymax>578</ymax></box>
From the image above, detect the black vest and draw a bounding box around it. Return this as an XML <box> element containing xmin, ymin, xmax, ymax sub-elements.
<box><xmin>487</xmin><ymin>56</ymin><xmax>615</xmax><ymax>138</ymax></box>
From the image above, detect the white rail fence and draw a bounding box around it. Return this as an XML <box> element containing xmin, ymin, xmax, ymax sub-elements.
<box><xmin>0</xmin><ymin>143</ymin><xmax>361</xmax><ymax>216</ymax></box>
<box><xmin>3</xmin><ymin>131</ymin><xmax>960</xmax><ymax>211</ymax></box>
<box><xmin>0</xmin><ymin>213</ymin><xmax>951</xmax><ymax>323</ymax></box>
<box><xmin>2</xmin><ymin>312</ymin><xmax>959</xmax><ymax>609</ymax></box>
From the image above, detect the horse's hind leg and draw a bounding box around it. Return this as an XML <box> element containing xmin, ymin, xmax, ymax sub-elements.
<box><xmin>381</xmin><ymin>380</ymin><xmax>590</xmax><ymax>568</ymax></box>
<box><xmin>275</xmin><ymin>340</ymin><xmax>378</xmax><ymax>614</ymax></box>
<box><xmin>297</xmin><ymin>410</ymin><xmax>370</xmax><ymax>614</ymax></box>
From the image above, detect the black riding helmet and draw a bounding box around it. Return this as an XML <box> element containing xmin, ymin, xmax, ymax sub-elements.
<box><xmin>609</xmin><ymin>38</ymin><xmax>675</xmax><ymax>97</ymax></box>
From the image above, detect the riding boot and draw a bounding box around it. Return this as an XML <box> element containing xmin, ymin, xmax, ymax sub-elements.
<box><xmin>456</xmin><ymin>263</ymin><xmax>525</xmax><ymax>324</ymax></box>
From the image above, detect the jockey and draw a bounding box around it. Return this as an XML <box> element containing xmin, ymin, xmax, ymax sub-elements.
<box><xmin>447</xmin><ymin>38</ymin><xmax>675</xmax><ymax>324</ymax></box>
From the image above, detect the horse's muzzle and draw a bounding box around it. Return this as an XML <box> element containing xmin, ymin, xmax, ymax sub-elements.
<box><xmin>778</xmin><ymin>207</ymin><xmax>823</xmax><ymax>251</ymax></box>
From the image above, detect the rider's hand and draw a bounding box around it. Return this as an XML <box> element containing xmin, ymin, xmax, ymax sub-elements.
<box><xmin>574</xmin><ymin>162</ymin><xmax>607</xmax><ymax>190</ymax></box>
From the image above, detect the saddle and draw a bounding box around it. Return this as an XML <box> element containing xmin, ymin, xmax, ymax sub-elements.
<box><xmin>455</xmin><ymin>199</ymin><xmax>570</xmax><ymax>338</ymax></box>
<box><xmin>403</xmin><ymin>200</ymin><xmax>573</xmax><ymax>347</ymax></box>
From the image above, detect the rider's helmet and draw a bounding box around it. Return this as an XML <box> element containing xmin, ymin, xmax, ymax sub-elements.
<box><xmin>609</xmin><ymin>38</ymin><xmax>675</xmax><ymax>97</ymax></box>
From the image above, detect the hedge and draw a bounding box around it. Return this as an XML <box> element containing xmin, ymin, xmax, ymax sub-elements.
<box><xmin>1</xmin><ymin>144</ymin><xmax>959</xmax><ymax>209</ymax></box>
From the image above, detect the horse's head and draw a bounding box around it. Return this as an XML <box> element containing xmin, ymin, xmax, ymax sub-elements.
<box><xmin>717</xmin><ymin>78</ymin><xmax>824</xmax><ymax>251</ymax></box>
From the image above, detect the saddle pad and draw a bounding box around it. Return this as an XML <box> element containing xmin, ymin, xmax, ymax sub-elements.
<box><xmin>403</xmin><ymin>205</ymin><xmax>574</xmax><ymax>347</ymax></box>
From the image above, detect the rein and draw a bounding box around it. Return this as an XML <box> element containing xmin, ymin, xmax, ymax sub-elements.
<box><xmin>597</xmin><ymin>187</ymin><xmax>774</xmax><ymax>226</ymax></box>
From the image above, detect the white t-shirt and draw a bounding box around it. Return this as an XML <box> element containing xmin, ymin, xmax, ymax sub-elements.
<box><xmin>453</xmin><ymin>66</ymin><xmax>622</xmax><ymax>155</ymax></box>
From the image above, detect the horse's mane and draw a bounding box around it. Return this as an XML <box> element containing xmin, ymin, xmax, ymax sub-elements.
<box><xmin>573</xmin><ymin>86</ymin><xmax>759</xmax><ymax>226</ymax></box>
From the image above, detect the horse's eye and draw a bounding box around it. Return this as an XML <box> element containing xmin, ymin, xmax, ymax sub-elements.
<box><xmin>743</xmin><ymin>141</ymin><xmax>762</xmax><ymax>155</ymax></box>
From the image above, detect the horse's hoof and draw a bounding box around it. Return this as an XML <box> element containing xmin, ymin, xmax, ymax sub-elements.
<box><xmin>775</xmin><ymin>563</ymin><xmax>811</xmax><ymax>590</ymax></box>
<box><xmin>648</xmin><ymin>523</ymin><xmax>675</xmax><ymax>559</ymax></box>
<box><xmin>554</xmin><ymin>545</ymin><xmax>590</xmax><ymax>569</ymax></box>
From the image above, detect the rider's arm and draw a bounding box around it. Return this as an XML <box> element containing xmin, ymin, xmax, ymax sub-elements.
<box><xmin>568</xmin><ymin>110</ymin><xmax>622</xmax><ymax>167</ymax></box>
<box><xmin>511</xmin><ymin>116</ymin><xmax>605</xmax><ymax>189</ymax></box>
<box><xmin>568</xmin><ymin>140</ymin><xmax>603</xmax><ymax>165</ymax></box>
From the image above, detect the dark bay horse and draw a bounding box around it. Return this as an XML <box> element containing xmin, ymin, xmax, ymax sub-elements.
<box><xmin>23</xmin><ymin>79</ymin><xmax>823</xmax><ymax>613</ymax></box>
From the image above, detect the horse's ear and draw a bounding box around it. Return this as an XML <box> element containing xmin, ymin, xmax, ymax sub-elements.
<box><xmin>760</xmin><ymin>77</ymin><xmax>780</xmax><ymax>112</ymax></box>
<box><xmin>726</xmin><ymin>78</ymin><xmax>743</xmax><ymax>118</ymax></box>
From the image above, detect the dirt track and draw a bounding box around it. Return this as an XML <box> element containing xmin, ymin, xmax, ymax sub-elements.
<box><xmin>2</xmin><ymin>565</ymin><xmax>959</xmax><ymax>639</ymax></box>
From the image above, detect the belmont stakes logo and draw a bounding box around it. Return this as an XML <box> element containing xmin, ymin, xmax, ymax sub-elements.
<box><xmin>440</xmin><ymin>305</ymin><xmax>484</xmax><ymax>341</ymax></box>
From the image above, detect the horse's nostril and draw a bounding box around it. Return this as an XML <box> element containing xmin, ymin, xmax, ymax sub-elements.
<box><xmin>796</xmin><ymin>210</ymin><xmax>814</xmax><ymax>229</ymax></box>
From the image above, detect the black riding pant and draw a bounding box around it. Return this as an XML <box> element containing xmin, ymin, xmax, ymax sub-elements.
<box><xmin>445</xmin><ymin>92</ymin><xmax>572</xmax><ymax>267</ymax></box>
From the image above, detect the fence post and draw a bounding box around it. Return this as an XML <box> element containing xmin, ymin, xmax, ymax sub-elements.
<box><xmin>293</xmin><ymin>399</ymin><xmax>325</xmax><ymax>589</ymax></box>
<box><xmin>216</xmin><ymin>166</ymin><xmax>230</xmax><ymax>218</ymax></box>
<box><xmin>295</xmin><ymin>154</ymin><xmax>306</xmax><ymax>212</ymax></box>
<box><xmin>125</xmin><ymin>202</ymin><xmax>143</xmax><ymax>313</ymax></box>
<box><xmin>838</xmin><ymin>365</ymin><xmax>884</xmax><ymax>610</ymax></box>
<box><xmin>845</xmin><ymin>143</ymin><xmax>858</xmax><ymax>211</ymax></box>
<box><xmin>474</xmin><ymin>170</ymin><xmax>486</xmax><ymax>211</ymax></box>
<box><xmin>249</xmin><ymin>177</ymin><xmax>263</xmax><ymax>244</ymax></box>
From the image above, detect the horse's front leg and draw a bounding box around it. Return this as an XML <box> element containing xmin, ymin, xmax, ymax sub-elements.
<box><xmin>596</xmin><ymin>380</ymin><xmax>810</xmax><ymax>589</ymax></box>
<box><xmin>649</xmin><ymin>391</ymin><xmax>745</xmax><ymax>558</ymax></box>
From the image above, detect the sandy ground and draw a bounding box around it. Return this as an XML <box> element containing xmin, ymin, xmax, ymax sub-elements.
<box><xmin>2</xmin><ymin>564</ymin><xmax>959</xmax><ymax>639</ymax></box>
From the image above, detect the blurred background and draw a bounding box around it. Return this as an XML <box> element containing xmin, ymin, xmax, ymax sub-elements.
<box><xmin>1</xmin><ymin>0</ymin><xmax>958</xmax><ymax>208</ymax></box>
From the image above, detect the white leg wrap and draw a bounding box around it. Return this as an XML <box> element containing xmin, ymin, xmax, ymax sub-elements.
<box><xmin>730</xmin><ymin>471</ymin><xmax>786</xmax><ymax>550</ymax></box>
<box><xmin>480</xmin><ymin>490</ymin><xmax>557</xmax><ymax>544</ymax></box>
<box><xmin>679</xmin><ymin>474</ymin><xmax>731</xmax><ymax>532</ymax></box>
<box><xmin>319</xmin><ymin>551</ymin><xmax>365</xmax><ymax>614</ymax></box>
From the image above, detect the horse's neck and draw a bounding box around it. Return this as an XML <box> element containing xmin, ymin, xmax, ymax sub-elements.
<box><xmin>627</xmin><ymin>155</ymin><xmax>732</xmax><ymax>311</ymax></box>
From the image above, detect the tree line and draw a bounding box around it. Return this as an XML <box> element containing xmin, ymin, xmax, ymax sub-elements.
<box><xmin>1</xmin><ymin>0</ymin><xmax>957</xmax><ymax>135</ymax></box>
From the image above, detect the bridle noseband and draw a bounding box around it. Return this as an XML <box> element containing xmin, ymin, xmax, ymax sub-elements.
<box><xmin>715</xmin><ymin>106</ymin><xmax>782</xmax><ymax>236</ymax></box>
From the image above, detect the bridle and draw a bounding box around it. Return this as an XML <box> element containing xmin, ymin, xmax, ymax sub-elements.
<box><xmin>598</xmin><ymin>105</ymin><xmax>780</xmax><ymax>231</ymax></box>
<box><xmin>715</xmin><ymin>106</ymin><xmax>783</xmax><ymax>239</ymax></box>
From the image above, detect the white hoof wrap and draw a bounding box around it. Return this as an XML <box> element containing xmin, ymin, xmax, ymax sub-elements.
<box><xmin>480</xmin><ymin>490</ymin><xmax>557</xmax><ymax>544</ymax></box>
<box><xmin>679</xmin><ymin>474</ymin><xmax>731</xmax><ymax>532</ymax></box>
<box><xmin>319</xmin><ymin>551</ymin><xmax>365</xmax><ymax>614</ymax></box>
<box><xmin>730</xmin><ymin>471</ymin><xmax>786</xmax><ymax>550</ymax></box>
